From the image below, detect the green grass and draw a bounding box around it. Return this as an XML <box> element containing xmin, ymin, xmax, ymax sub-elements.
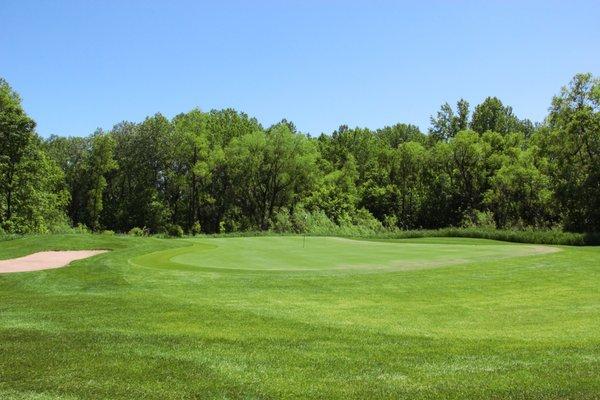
<box><xmin>132</xmin><ymin>236</ymin><xmax>554</xmax><ymax>272</ymax></box>
<box><xmin>361</xmin><ymin>228</ymin><xmax>600</xmax><ymax>246</ymax></box>
<box><xmin>0</xmin><ymin>234</ymin><xmax>599</xmax><ymax>399</ymax></box>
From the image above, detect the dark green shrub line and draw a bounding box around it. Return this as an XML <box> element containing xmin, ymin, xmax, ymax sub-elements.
<box><xmin>357</xmin><ymin>228</ymin><xmax>600</xmax><ymax>246</ymax></box>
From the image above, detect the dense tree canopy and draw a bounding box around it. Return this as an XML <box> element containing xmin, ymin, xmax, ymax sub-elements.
<box><xmin>0</xmin><ymin>79</ymin><xmax>68</xmax><ymax>233</ymax></box>
<box><xmin>1</xmin><ymin>74</ymin><xmax>598</xmax><ymax>234</ymax></box>
<box><xmin>544</xmin><ymin>73</ymin><xmax>600</xmax><ymax>231</ymax></box>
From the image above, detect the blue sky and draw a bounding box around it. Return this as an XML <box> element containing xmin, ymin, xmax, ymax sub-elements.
<box><xmin>1</xmin><ymin>1</ymin><xmax>599</xmax><ymax>137</ymax></box>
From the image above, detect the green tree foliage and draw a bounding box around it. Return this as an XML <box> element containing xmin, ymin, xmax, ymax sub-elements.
<box><xmin>0</xmin><ymin>80</ymin><xmax>68</xmax><ymax>233</ymax></box>
<box><xmin>322</xmin><ymin>126</ymin><xmax>382</xmax><ymax>185</ymax></box>
<box><xmin>305</xmin><ymin>155</ymin><xmax>358</xmax><ymax>223</ymax></box>
<box><xmin>44</xmin><ymin>135</ymin><xmax>89</xmax><ymax>224</ymax></box>
<box><xmin>429</xmin><ymin>99</ymin><xmax>470</xmax><ymax>142</ymax></box>
<box><xmin>170</xmin><ymin>109</ymin><xmax>211</xmax><ymax>232</ymax></box>
<box><xmin>447</xmin><ymin>131</ymin><xmax>488</xmax><ymax>221</ymax></box>
<box><xmin>0</xmin><ymin>79</ymin><xmax>36</xmax><ymax>224</ymax></box>
<box><xmin>5</xmin><ymin>137</ymin><xmax>69</xmax><ymax>233</ymax></box>
<box><xmin>470</xmin><ymin>97</ymin><xmax>534</xmax><ymax>136</ymax></box>
<box><xmin>86</xmin><ymin>132</ymin><xmax>117</xmax><ymax>231</ymax></box>
<box><xmin>104</xmin><ymin>116</ymin><xmax>173</xmax><ymax>232</ymax></box>
<box><xmin>545</xmin><ymin>73</ymin><xmax>600</xmax><ymax>231</ymax></box>
<box><xmin>390</xmin><ymin>142</ymin><xmax>427</xmax><ymax>228</ymax></box>
<box><xmin>1</xmin><ymin>74</ymin><xmax>598</xmax><ymax>234</ymax></box>
<box><xmin>225</xmin><ymin>123</ymin><xmax>318</xmax><ymax>230</ymax></box>
<box><xmin>199</xmin><ymin>109</ymin><xmax>262</xmax><ymax>232</ymax></box>
<box><xmin>376</xmin><ymin>123</ymin><xmax>426</xmax><ymax>147</ymax></box>
<box><xmin>484</xmin><ymin>147</ymin><xmax>552</xmax><ymax>228</ymax></box>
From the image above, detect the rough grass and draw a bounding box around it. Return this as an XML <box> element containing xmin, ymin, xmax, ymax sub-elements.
<box><xmin>0</xmin><ymin>234</ymin><xmax>599</xmax><ymax>399</ymax></box>
<box><xmin>194</xmin><ymin>228</ymin><xmax>600</xmax><ymax>246</ymax></box>
<box><xmin>361</xmin><ymin>227</ymin><xmax>600</xmax><ymax>246</ymax></box>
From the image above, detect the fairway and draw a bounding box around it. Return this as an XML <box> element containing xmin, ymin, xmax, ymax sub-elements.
<box><xmin>0</xmin><ymin>234</ymin><xmax>599</xmax><ymax>399</ymax></box>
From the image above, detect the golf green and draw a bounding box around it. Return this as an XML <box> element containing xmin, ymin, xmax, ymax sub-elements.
<box><xmin>132</xmin><ymin>236</ymin><xmax>558</xmax><ymax>272</ymax></box>
<box><xmin>0</xmin><ymin>234</ymin><xmax>598</xmax><ymax>399</ymax></box>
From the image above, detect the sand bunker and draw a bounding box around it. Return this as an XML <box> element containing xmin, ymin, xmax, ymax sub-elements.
<box><xmin>0</xmin><ymin>250</ymin><xmax>108</xmax><ymax>273</ymax></box>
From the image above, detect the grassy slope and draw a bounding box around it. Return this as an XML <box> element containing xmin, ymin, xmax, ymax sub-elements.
<box><xmin>0</xmin><ymin>234</ymin><xmax>598</xmax><ymax>399</ymax></box>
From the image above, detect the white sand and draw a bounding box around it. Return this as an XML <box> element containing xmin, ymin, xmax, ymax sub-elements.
<box><xmin>0</xmin><ymin>250</ymin><xmax>107</xmax><ymax>273</ymax></box>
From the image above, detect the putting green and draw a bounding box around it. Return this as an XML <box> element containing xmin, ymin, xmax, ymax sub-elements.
<box><xmin>131</xmin><ymin>236</ymin><xmax>559</xmax><ymax>272</ymax></box>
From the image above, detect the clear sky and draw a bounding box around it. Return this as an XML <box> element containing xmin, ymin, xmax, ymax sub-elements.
<box><xmin>1</xmin><ymin>1</ymin><xmax>599</xmax><ymax>137</ymax></box>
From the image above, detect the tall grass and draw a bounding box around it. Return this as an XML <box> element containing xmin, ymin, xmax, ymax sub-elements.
<box><xmin>204</xmin><ymin>226</ymin><xmax>600</xmax><ymax>246</ymax></box>
<box><xmin>0</xmin><ymin>233</ymin><xmax>19</xmax><ymax>242</ymax></box>
<box><xmin>361</xmin><ymin>228</ymin><xmax>600</xmax><ymax>246</ymax></box>
<box><xmin>3</xmin><ymin>227</ymin><xmax>598</xmax><ymax>246</ymax></box>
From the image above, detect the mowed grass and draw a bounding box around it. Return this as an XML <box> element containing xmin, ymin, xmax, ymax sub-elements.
<box><xmin>0</xmin><ymin>235</ymin><xmax>598</xmax><ymax>399</ymax></box>
<box><xmin>132</xmin><ymin>236</ymin><xmax>555</xmax><ymax>272</ymax></box>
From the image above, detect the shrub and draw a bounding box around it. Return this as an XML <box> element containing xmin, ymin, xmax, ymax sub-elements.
<box><xmin>128</xmin><ymin>227</ymin><xmax>149</xmax><ymax>237</ymax></box>
<box><xmin>191</xmin><ymin>222</ymin><xmax>202</xmax><ymax>236</ymax></box>
<box><xmin>383</xmin><ymin>215</ymin><xmax>399</xmax><ymax>230</ymax></box>
<box><xmin>47</xmin><ymin>215</ymin><xmax>74</xmax><ymax>234</ymax></box>
<box><xmin>291</xmin><ymin>208</ymin><xmax>385</xmax><ymax>237</ymax></box>
<box><xmin>74</xmin><ymin>223</ymin><xmax>91</xmax><ymax>234</ymax></box>
<box><xmin>219</xmin><ymin>218</ymin><xmax>240</xmax><ymax>233</ymax></box>
<box><xmin>351</xmin><ymin>208</ymin><xmax>384</xmax><ymax>233</ymax></box>
<box><xmin>304</xmin><ymin>210</ymin><xmax>338</xmax><ymax>235</ymax></box>
<box><xmin>270</xmin><ymin>208</ymin><xmax>294</xmax><ymax>233</ymax></box>
<box><xmin>290</xmin><ymin>206</ymin><xmax>310</xmax><ymax>233</ymax></box>
<box><xmin>461</xmin><ymin>210</ymin><xmax>496</xmax><ymax>229</ymax></box>
<box><xmin>166</xmin><ymin>224</ymin><xmax>184</xmax><ymax>238</ymax></box>
<box><xmin>102</xmin><ymin>230</ymin><xmax>115</xmax><ymax>235</ymax></box>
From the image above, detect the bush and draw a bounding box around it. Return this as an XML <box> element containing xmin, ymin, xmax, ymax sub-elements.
<box><xmin>290</xmin><ymin>208</ymin><xmax>385</xmax><ymax>237</ymax></box>
<box><xmin>102</xmin><ymin>230</ymin><xmax>115</xmax><ymax>235</ymax></box>
<box><xmin>128</xmin><ymin>227</ymin><xmax>149</xmax><ymax>237</ymax></box>
<box><xmin>270</xmin><ymin>208</ymin><xmax>294</xmax><ymax>233</ymax></box>
<box><xmin>47</xmin><ymin>215</ymin><xmax>74</xmax><ymax>234</ymax></box>
<box><xmin>304</xmin><ymin>210</ymin><xmax>338</xmax><ymax>235</ymax></box>
<box><xmin>461</xmin><ymin>210</ymin><xmax>496</xmax><ymax>229</ymax></box>
<box><xmin>383</xmin><ymin>215</ymin><xmax>399</xmax><ymax>230</ymax></box>
<box><xmin>350</xmin><ymin>208</ymin><xmax>384</xmax><ymax>233</ymax></box>
<box><xmin>1</xmin><ymin>220</ymin><xmax>14</xmax><ymax>234</ymax></box>
<box><xmin>219</xmin><ymin>218</ymin><xmax>240</xmax><ymax>233</ymax></box>
<box><xmin>191</xmin><ymin>222</ymin><xmax>202</xmax><ymax>236</ymax></box>
<box><xmin>290</xmin><ymin>206</ymin><xmax>310</xmax><ymax>233</ymax></box>
<box><xmin>166</xmin><ymin>224</ymin><xmax>184</xmax><ymax>238</ymax></box>
<box><xmin>74</xmin><ymin>223</ymin><xmax>91</xmax><ymax>234</ymax></box>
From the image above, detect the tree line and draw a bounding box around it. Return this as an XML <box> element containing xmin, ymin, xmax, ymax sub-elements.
<box><xmin>0</xmin><ymin>73</ymin><xmax>598</xmax><ymax>235</ymax></box>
